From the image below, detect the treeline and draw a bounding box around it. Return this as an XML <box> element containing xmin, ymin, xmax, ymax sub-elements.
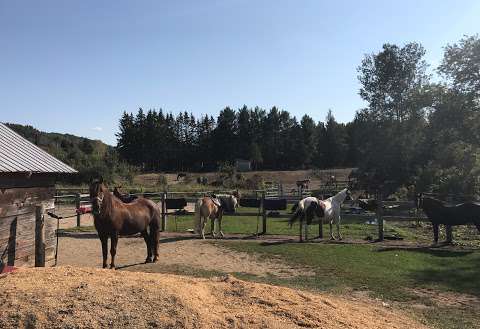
<box><xmin>117</xmin><ymin>107</ymin><xmax>352</xmax><ymax>172</ymax></box>
<box><xmin>117</xmin><ymin>34</ymin><xmax>480</xmax><ymax>196</ymax></box>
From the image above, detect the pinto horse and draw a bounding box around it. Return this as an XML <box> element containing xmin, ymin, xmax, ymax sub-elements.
<box><xmin>113</xmin><ymin>186</ymin><xmax>138</xmax><ymax>203</ymax></box>
<box><xmin>89</xmin><ymin>179</ymin><xmax>161</xmax><ymax>269</ymax></box>
<box><xmin>289</xmin><ymin>188</ymin><xmax>351</xmax><ymax>240</ymax></box>
<box><xmin>417</xmin><ymin>194</ymin><xmax>480</xmax><ymax>244</ymax></box>
<box><xmin>194</xmin><ymin>193</ymin><xmax>239</xmax><ymax>239</ymax></box>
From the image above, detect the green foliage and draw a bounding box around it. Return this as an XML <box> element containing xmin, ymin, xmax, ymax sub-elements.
<box><xmin>116</xmin><ymin>106</ymin><xmax>351</xmax><ymax>172</ymax></box>
<box><xmin>439</xmin><ymin>34</ymin><xmax>480</xmax><ymax>97</ymax></box>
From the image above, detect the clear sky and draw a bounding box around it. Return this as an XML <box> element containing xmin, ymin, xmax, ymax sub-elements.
<box><xmin>1</xmin><ymin>1</ymin><xmax>479</xmax><ymax>145</ymax></box>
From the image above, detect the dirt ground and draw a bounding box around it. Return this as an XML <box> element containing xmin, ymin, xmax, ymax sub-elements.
<box><xmin>0</xmin><ymin>266</ymin><xmax>429</xmax><ymax>329</ymax></box>
<box><xmin>57</xmin><ymin>236</ymin><xmax>312</xmax><ymax>278</ymax></box>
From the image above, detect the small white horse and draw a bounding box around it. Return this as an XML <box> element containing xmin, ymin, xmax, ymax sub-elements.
<box><xmin>290</xmin><ymin>188</ymin><xmax>351</xmax><ymax>240</ymax></box>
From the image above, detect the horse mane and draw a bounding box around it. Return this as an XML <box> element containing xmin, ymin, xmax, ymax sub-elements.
<box><xmin>331</xmin><ymin>188</ymin><xmax>348</xmax><ymax>203</ymax></box>
<box><xmin>100</xmin><ymin>184</ymin><xmax>115</xmax><ymax>218</ymax></box>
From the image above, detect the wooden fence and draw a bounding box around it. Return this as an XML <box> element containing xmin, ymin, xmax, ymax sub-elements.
<box><xmin>55</xmin><ymin>190</ymin><xmax>426</xmax><ymax>242</ymax></box>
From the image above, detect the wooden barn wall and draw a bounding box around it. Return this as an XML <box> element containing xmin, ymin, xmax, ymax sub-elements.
<box><xmin>0</xmin><ymin>175</ymin><xmax>57</xmax><ymax>267</ymax></box>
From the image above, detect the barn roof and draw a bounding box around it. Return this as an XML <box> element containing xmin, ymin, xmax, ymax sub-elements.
<box><xmin>0</xmin><ymin>123</ymin><xmax>77</xmax><ymax>174</ymax></box>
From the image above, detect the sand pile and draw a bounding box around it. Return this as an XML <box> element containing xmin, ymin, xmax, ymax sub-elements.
<box><xmin>0</xmin><ymin>266</ymin><xmax>428</xmax><ymax>329</ymax></box>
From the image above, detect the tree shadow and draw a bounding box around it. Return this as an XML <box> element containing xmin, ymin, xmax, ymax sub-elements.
<box><xmin>376</xmin><ymin>245</ymin><xmax>480</xmax><ymax>296</ymax></box>
<box><xmin>116</xmin><ymin>262</ymin><xmax>146</xmax><ymax>270</ymax></box>
<box><xmin>409</xmin><ymin>259</ymin><xmax>480</xmax><ymax>296</ymax></box>
<box><xmin>375</xmin><ymin>246</ymin><xmax>475</xmax><ymax>257</ymax></box>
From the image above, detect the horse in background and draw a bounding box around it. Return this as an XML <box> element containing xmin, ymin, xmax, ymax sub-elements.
<box><xmin>113</xmin><ymin>186</ymin><xmax>138</xmax><ymax>203</ymax></box>
<box><xmin>290</xmin><ymin>188</ymin><xmax>351</xmax><ymax>240</ymax></box>
<box><xmin>194</xmin><ymin>192</ymin><xmax>239</xmax><ymax>239</ymax></box>
<box><xmin>417</xmin><ymin>194</ymin><xmax>480</xmax><ymax>244</ymax></box>
<box><xmin>89</xmin><ymin>178</ymin><xmax>161</xmax><ymax>268</ymax></box>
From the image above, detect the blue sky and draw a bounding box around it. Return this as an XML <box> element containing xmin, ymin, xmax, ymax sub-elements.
<box><xmin>1</xmin><ymin>1</ymin><xmax>479</xmax><ymax>145</ymax></box>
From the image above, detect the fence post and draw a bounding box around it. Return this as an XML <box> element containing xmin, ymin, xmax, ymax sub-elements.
<box><xmin>75</xmin><ymin>193</ymin><xmax>81</xmax><ymax>227</ymax></box>
<box><xmin>261</xmin><ymin>191</ymin><xmax>267</xmax><ymax>234</ymax></box>
<box><xmin>35</xmin><ymin>205</ymin><xmax>45</xmax><ymax>267</ymax></box>
<box><xmin>377</xmin><ymin>191</ymin><xmax>384</xmax><ymax>241</ymax></box>
<box><xmin>161</xmin><ymin>192</ymin><xmax>167</xmax><ymax>231</ymax></box>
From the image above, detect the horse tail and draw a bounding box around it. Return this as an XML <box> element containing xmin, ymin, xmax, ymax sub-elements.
<box><xmin>291</xmin><ymin>202</ymin><xmax>299</xmax><ymax>214</ymax></box>
<box><xmin>194</xmin><ymin>198</ymin><xmax>203</xmax><ymax>234</ymax></box>
<box><xmin>288</xmin><ymin>207</ymin><xmax>302</xmax><ymax>227</ymax></box>
<box><xmin>149</xmin><ymin>200</ymin><xmax>162</xmax><ymax>231</ymax></box>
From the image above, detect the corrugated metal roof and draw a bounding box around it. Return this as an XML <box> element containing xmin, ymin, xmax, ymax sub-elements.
<box><xmin>0</xmin><ymin>123</ymin><xmax>77</xmax><ymax>174</ymax></box>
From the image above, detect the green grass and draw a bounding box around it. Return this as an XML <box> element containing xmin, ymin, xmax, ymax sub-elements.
<box><xmin>217</xmin><ymin>241</ymin><xmax>480</xmax><ymax>329</ymax></box>
<box><xmin>166</xmin><ymin>206</ymin><xmax>380</xmax><ymax>240</ymax></box>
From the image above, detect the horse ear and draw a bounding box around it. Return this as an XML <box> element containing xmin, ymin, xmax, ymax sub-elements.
<box><xmin>98</xmin><ymin>176</ymin><xmax>104</xmax><ymax>184</ymax></box>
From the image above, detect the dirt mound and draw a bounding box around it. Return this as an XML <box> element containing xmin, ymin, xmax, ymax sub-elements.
<box><xmin>0</xmin><ymin>266</ymin><xmax>428</xmax><ymax>329</ymax></box>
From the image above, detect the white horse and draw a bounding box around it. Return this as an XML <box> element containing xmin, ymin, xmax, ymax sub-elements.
<box><xmin>290</xmin><ymin>188</ymin><xmax>351</xmax><ymax>240</ymax></box>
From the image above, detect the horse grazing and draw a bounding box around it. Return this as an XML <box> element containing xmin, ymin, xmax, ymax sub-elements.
<box><xmin>113</xmin><ymin>186</ymin><xmax>138</xmax><ymax>203</ymax></box>
<box><xmin>89</xmin><ymin>178</ymin><xmax>161</xmax><ymax>269</ymax></box>
<box><xmin>417</xmin><ymin>194</ymin><xmax>480</xmax><ymax>244</ymax></box>
<box><xmin>194</xmin><ymin>193</ymin><xmax>239</xmax><ymax>239</ymax></box>
<box><xmin>289</xmin><ymin>188</ymin><xmax>351</xmax><ymax>240</ymax></box>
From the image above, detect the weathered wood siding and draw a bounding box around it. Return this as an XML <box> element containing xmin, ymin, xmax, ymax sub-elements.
<box><xmin>0</xmin><ymin>176</ymin><xmax>57</xmax><ymax>267</ymax></box>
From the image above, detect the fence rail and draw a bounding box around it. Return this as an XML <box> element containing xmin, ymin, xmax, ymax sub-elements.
<box><xmin>54</xmin><ymin>189</ymin><xmax>429</xmax><ymax>242</ymax></box>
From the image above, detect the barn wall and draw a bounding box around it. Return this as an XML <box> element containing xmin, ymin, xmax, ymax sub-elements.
<box><xmin>0</xmin><ymin>175</ymin><xmax>57</xmax><ymax>267</ymax></box>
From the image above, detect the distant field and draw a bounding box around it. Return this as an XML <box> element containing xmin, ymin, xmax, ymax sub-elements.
<box><xmin>132</xmin><ymin>168</ymin><xmax>354</xmax><ymax>192</ymax></box>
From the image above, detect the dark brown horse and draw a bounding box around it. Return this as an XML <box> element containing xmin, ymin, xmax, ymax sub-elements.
<box><xmin>418</xmin><ymin>194</ymin><xmax>480</xmax><ymax>244</ymax></box>
<box><xmin>89</xmin><ymin>178</ymin><xmax>161</xmax><ymax>269</ymax></box>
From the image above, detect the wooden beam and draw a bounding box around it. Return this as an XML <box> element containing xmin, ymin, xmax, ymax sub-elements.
<box><xmin>35</xmin><ymin>205</ymin><xmax>45</xmax><ymax>267</ymax></box>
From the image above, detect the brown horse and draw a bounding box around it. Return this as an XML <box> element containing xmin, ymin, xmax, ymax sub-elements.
<box><xmin>89</xmin><ymin>178</ymin><xmax>161</xmax><ymax>269</ymax></box>
<box><xmin>194</xmin><ymin>193</ymin><xmax>239</xmax><ymax>239</ymax></box>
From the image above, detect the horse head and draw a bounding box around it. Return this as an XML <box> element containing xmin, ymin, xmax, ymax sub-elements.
<box><xmin>89</xmin><ymin>177</ymin><xmax>108</xmax><ymax>216</ymax></box>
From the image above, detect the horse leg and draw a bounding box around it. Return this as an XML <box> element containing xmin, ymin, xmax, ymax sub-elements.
<box><xmin>211</xmin><ymin>217</ymin><xmax>216</xmax><ymax>238</ymax></box>
<box><xmin>201</xmin><ymin>216</ymin><xmax>207</xmax><ymax>239</ymax></box>
<box><xmin>110</xmin><ymin>233</ymin><xmax>118</xmax><ymax>269</ymax></box>
<box><xmin>99</xmin><ymin>234</ymin><xmax>108</xmax><ymax>269</ymax></box>
<box><xmin>433</xmin><ymin>223</ymin><xmax>439</xmax><ymax>245</ymax></box>
<box><xmin>445</xmin><ymin>225</ymin><xmax>453</xmax><ymax>244</ymax></box>
<box><xmin>305</xmin><ymin>218</ymin><xmax>308</xmax><ymax>241</ymax></box>
<box><xmin>151</xmin><ymin>228</ymin><xmax>160</xmax><ymax>262</ymax></box>
<box><xmin>218</xmin><ymin>215</ymin><xmax>224</xmax><ymax>238</ymax></box>
<box><xmin>337</xmin><ymin>215</ymin><xmax>342</xmax><ymax>240</ymax></box>
<box><xmin>329</xmin><ymin>219</ymin><xmax>335</xmax><ymax>240</ymax></box>
<box><xmin>142</xmin><ymin>230</ymin><xmax>152</xmax><ymax>263</ymax></box>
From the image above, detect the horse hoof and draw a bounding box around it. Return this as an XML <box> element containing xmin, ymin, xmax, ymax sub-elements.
<box><xmin>102</xmin><ymin>265</ymin><xmax>108</xmax><ymax>269</ymax></box>
<box><xmin>153</xmin><ymin>257</ymin><xmax>159</xmax><ymax>263</ymax></box>
<box><xmin>110</xmin><ymin>265</ymin><xmax>116</xmax><ymax>270</ymax></box>
<box><xmin>145</xmin><ymin>259</ymin><xmax>152</xmax><ymax>264</ymax></box>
